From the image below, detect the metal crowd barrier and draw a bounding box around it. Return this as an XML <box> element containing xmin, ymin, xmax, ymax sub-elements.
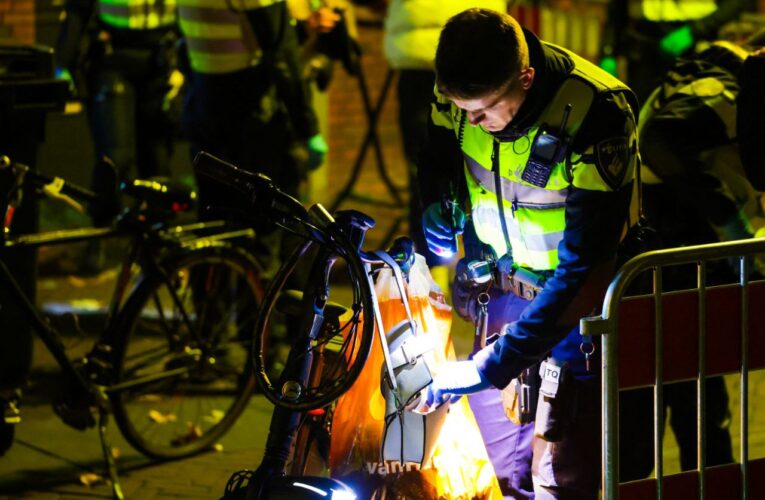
<box><xmin>581</xmin><ymin>238</ymin><xmax>765</xmax><ymax>500</ymax></box>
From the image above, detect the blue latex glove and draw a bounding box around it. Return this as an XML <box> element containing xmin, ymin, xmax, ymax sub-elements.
<box><xmin>422</xmin><ymin>202</ymin><xmax>466</xmax><ymax>258</ymax></box>
<box><xmin>660</xmin><ymin>24</ymin><xmax>694</xmax><ymax>58</ymax></box>
<box><xmin>55</xmin><ymin>66</ymin><xmax>76</xmax><ymax>96</ymax></box>
<box><xmin>421</xmin><ymin>360</ymin><xmax>490</xmax><ymax>410</ymax></box>
<box><xmin>306</xmin><ymin>134</ymin><xmax>328</xmax><ymax>171</ymax></box>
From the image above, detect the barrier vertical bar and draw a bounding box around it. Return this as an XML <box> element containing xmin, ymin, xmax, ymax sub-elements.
<box><xmin>697</xmin><ymin>261</ymin><xmax>707</xmax><ymax>498</ymax></box>
<box><xmin>740</xmin><ymin>256</ymin><xmax>750</xmax><ymax>500</ymax></box>
<box><xmin>654</xmin><ymin>266</ymin><xmax>664</xmax><ymax>498</ymax></box>
<box><xmin>602</xmin><ymin>303</ymin><xmax>619</xmax><ymax>500</ymax></box>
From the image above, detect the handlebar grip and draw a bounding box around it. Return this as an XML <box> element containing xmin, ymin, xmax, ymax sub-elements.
<box><xmin>193</xmin><ymin>151</ymin><xmax>260</xmax><ymax>195</ymax></box>
<box><xmin>193</xmin><ymin>151</ymin><xmax>308</xmax><ymax>221</ymax></box>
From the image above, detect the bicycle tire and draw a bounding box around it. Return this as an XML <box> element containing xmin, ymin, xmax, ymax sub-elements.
<box><xmin>253</xmin><ymin>227</ymin><xmax>376</xmax><ymax>411</ymax></box>
<box><xmin>110</xmin><ymin>244</ymin><xmax>263</xmax><ymax>459</ymax></box>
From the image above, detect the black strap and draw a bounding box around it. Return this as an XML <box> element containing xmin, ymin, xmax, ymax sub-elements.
<box><xmin>492</xmin><ymin>138</ymin><xmax>513</xmax><ymax>258</ymax></box>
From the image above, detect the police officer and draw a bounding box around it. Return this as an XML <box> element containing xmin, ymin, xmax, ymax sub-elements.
<box><xmin>416</xmin><ymin>9</ymin><xmax>638</xmax><ymax>498</ymax></box>
<box><xmin>56</xmin><ymin>0</ymin><xmax>180</xmax><ymax>228</ymax></box>
<box><xmin>599</xmin><ymin>0</ymin><xmax>754</xmax><ymax>103</ymax></box>
<box><xmin>620</xmin><ymin>36</ymin><xmax>765</xmax><ymax>481</ymax></box>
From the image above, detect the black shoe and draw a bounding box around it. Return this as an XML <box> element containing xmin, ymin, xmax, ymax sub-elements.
<box><xmin>1</xmin><ymin>394</ymin><xmax>20</xmax><ymax>456</ymax></box>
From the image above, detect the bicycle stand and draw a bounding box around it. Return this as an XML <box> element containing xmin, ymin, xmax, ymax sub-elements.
<box><xmin>329</xmin><ymin>60</ymin><xmax>407</xmax><ymax>249</ymax></box>
<box><xmin>97</xmin><ymin>404</ymin><xmax>124</xmax><ymax>499</ymax></box>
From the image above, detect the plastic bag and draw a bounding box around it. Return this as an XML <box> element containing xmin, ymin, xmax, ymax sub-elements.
<box><xmin>329</xmin><ymin>255</ymin><xmax>502</xmax><ymax>499</ymax></box>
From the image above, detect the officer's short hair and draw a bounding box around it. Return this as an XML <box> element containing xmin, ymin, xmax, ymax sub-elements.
<box><xmin>435</xmin><ymin>8</ymin><xmax>529</xmax><ymax>100</ymax></box>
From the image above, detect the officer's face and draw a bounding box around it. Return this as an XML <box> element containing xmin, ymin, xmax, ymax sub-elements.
<box><xmin>450</xmin><ymin>68</ymin><xmax>535</xmax><ymax>132</ymax></box>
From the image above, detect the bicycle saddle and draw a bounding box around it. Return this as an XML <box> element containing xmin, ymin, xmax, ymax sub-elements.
<box><xmin>121</xmin><ymin>177</ymin><xmax>197</xmax><ymax>213</ymax></box>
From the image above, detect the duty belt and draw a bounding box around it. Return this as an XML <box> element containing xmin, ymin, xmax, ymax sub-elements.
<box><xmin>495</xmin><ymin>267</ymin><xmax>548</xmax><ymax>301</ymax></box>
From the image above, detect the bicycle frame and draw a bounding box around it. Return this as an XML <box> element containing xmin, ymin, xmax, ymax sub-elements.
<box><xmin>0</xmin><ymin>157</ymin><xmax>260</xmax><ymax>498</ymax></box>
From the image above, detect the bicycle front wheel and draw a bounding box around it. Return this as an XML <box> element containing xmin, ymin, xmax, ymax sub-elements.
<box><xmin>110</xmin><ymin>245</ymin><xmax>262</xmax><ymax>460</ymax></box>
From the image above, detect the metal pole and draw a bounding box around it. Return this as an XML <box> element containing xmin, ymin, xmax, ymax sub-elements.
<box><xmin>602</xmin><ymin>311</ymin><xmax>619</xmax><ymax>500</ymax></box>
<box><xmin>654</xmin><ymin>266</ymin><xmax>664</xmax><ymax>499</ymax></box>
<box><xmin>697</xmin><ymin>261</ymin><xmax>707</xmax><ymax>498</ymax></box>
<box><xmin>740</xmin><ymin>256</ymin><xmax>750</xmax><ymax>500</ymax></box>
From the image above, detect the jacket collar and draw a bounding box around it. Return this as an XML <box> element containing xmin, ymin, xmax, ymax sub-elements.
<box><xmin>493</xmin><ymin>29</ymin><xmax>573</xmax><ymax>140</ymax></box>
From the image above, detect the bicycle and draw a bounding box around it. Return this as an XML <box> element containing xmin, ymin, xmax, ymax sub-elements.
<box><xmin>195</xmin><ymin>152</ymin><xmax>428</xmax><ymax>499</ymax></box>
<box><xmin>0</xmin><ymin>155</ymin><xmax>264</xmax><ymax>498</ymax></box>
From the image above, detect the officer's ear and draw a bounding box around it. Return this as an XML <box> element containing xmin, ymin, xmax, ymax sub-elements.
<box><xmin>519</xmin><ymin>67</ymin><xmax>535</xmax><ymax>90</ymax></box>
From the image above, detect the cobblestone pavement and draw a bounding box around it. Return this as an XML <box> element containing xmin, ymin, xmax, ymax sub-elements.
<box><xmin>0</xmin><ymin>395</ymin><xmax>273</xmax><ymax>499</ymax></box>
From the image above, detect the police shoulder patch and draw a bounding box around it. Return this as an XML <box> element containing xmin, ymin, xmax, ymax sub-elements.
<box><xmin>595</xmin><ymin>137</ymin><xmax>629</xmax><ymax>190</ymax></box>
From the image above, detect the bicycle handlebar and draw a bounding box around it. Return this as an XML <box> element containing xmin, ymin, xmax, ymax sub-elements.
<box><xmin>0</xmin><ymin>156</ymin><xmax>101</xmax><ymax>215</ymax></box>
<box><xmin>193</xmin><ymin>151</ymin><xmax>309</xmax><ymax>223</ymax></box>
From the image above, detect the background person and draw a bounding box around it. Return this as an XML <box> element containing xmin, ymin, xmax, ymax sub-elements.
<box><xmin>56</xmin><ymin>0</ymin><xmax>181</xmax><ymax>271</ymax></box>
<box><xmin>599</xmin><ymin>0</ymin><xmax>754</xmax><ymax>102</ymax></box>
<box><xmin>620</xmin><ymin>36</ymin><xmax>765</xmax><ymax>480</ymax></box>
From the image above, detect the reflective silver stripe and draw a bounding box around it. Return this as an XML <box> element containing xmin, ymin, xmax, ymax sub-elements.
<box><xmin>474</xmin><ymin>205</ymin><xmax>564</xmax><ymax>251</ymax></box>
<box><xmin>187</xmin><ymin>37</ymin><xmax>247</xmax><ymax>53</ymax></box>
<box><xmin>523</xmin><ymin>230</ymin><xmax>565</xmax><ymax>251</ymax></box>
<box><xmin>464</xmin><ymin>152</ymin><xmax>569</xmax><ymax>205</ymax></box>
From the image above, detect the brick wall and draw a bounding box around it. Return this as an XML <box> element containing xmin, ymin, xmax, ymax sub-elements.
<box><xmin>325</xmin><ymin>19</ymin><xmax>409</xmax><ymax>248</ymax></box>
<box><xmin>0</xmin><ymin>0</ymin><xmax>35</xmax><ymax>43</ymax></box>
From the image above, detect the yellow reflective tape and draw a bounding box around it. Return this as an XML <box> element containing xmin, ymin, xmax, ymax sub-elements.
<box><xmin>187</xmin><ymin>52</ymin><xmax>255</xmax><ymax>73</ymax></box>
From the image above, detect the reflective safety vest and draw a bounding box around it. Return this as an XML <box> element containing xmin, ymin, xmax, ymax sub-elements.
<box><xmin>98</xmin><ymin>0</ymin><xmax>177</xmax><ymax>30</ymax></box>
<box><xmin>639</xmin><ymin>59</ymin><xmax>761</xmax><ymax>228</ymax></box>
<box><xmin>177</xmin><ymin>0</ymin><xmax>282</xmax><ymax>74</ymax></box>
<box><xmin>628</xmin><ymin>0</ymin><xmax>717</xmax><ymax>22</ymax></box>
<box><xmin>432</xmin><ymin>44</ymin><xmax>637</xmax><ymax>271</ymax></box>
<box><xmin>639</xmin><ymin>62</ymin><xmax>738</xmax><ymax>184</ymax></box>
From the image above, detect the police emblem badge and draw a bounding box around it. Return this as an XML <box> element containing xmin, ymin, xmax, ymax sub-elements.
<box><xmin>595</xmin><ymin>137</ymin><xmax>629</xmax><ymax>190</ymax></box>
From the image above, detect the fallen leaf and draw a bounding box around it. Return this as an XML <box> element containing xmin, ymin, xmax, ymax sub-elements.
<box><xmin>79</xmin><ymin>473</ymin><xmax>104</xmax><ymax>487</ymax></box>
<box><xmin>203</xmin><ymin>409</ymin><xmax>225</xmax><ymax>424</ymax></box>
<box><xmin>148</xmin><ymin>409</ymin><xmax>177</xmax><ymax>424</ymax></box>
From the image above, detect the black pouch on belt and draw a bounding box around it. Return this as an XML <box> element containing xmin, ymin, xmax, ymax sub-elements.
<box><xmin>501</xmin><ymin>364</ymin><xmax>541</xmax><ymax>425</ymax></box>
<box><xmin>534</xmin><ymin>357</ymin><xmax>572</xmax><ymax>442</ymax></box>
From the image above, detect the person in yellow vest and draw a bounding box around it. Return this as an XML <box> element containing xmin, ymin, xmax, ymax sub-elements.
<box><xmin>177</xmin><ymin>0</ymin><xmax>325</xmax><ymax>277</ymax></box>
<box><xmin>55</xmin><ymin>0</ymin><xmax>181</xmax><ymax>230</ymax></box>
<box><xmin>415</xmin><ymin>9</ymin><xmax>638</xmax><ymax>498</ymax></box>
<box><xmin>599</xmin><ymin>0</ymin><xmax>755</xmax><ymax>102</ymax></box>
<box><xmin>177</xmin><ymin>0</ymin><xmax>324</xmax><ymax>207</ymax></box>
